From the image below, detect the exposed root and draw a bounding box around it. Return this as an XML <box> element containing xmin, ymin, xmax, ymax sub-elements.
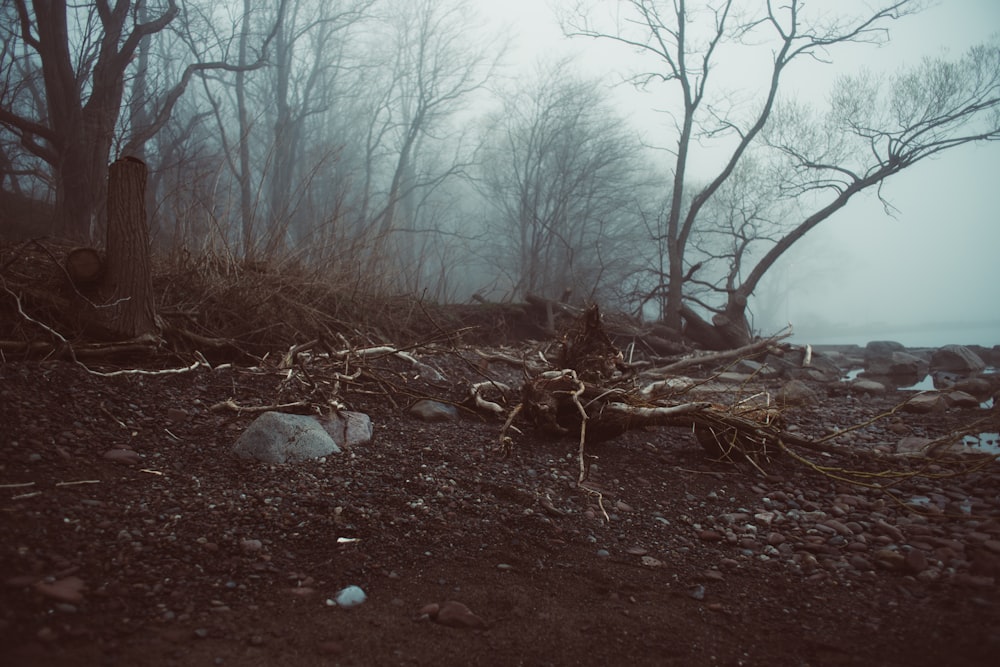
<box><xmin>498</xmin><ymin>403</ymin><xmax>524</xmax><ymax>458</ymax></box>
<box><xmin>497</xmin><ymin>304</ymin><xmax>993</xmax><ymax>510</ymax></box>
<box><xmin>470</xmin><ymin>380</ymin><xmax>511</xmax><ymax>415</ymax></box>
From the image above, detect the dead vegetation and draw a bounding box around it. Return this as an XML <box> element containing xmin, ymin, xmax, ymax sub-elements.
<box><xmin>498</xmin><ymin>304</ymin><xmax>793</xmax><ymax>473</ymax></box>
<box><xmin>0</xmin><ymin>240</ymin><xmax>553</xmax><ymax>362</ymax></box>
<box><xmin>488</xmin><ymin>304</ymin><xmax>997</xmax><ymax>509</ymax></box>
<box><xmin>2</xmin><ymin>240</ymin><xmax>994</xmax><ymax>496</ymax></box>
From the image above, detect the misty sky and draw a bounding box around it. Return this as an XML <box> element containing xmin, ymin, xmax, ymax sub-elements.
<box><xmin>473</xmin><ymin>0</ymin><xmax>1000</xmax><ymax>347</ymax></box>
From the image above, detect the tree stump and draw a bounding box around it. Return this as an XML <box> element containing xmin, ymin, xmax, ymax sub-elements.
<box><xmin>100</xmin><ymin>157</ymin><xmax>157</xmax><ymax>339</ymax></box>
<box><xmin>65</xmin><ymin>247</ymin><xmax>104</xmax><ymax>287</ymax></box>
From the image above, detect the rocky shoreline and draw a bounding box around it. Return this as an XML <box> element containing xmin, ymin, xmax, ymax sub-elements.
<box><xmin>1</xmin><ymin>339</ymin><xmax>998</xmax><ymax>666</ymax></box>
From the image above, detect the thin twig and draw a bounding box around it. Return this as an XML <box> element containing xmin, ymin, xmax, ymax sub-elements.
<box><xmin>209</xmin><ymin>399</ymin><xmax>310</xmax><ymax>413</ymax></box>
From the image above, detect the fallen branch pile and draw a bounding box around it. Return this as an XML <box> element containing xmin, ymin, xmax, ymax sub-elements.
<box><xmin>4</xmin><ymin>240</ymin><xmax>992</xmax><ymax>505</ymax></box>
<box><xmin>498</xmin><ymin>305</ymin><xmax>786</xmax><ymax>472</ymax></box>
<box><xmin>497</xmin><ymin>305</ymin><xmax>995</xmax><ymax>489</ymax></box>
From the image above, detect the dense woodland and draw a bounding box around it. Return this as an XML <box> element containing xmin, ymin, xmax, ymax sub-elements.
<box><xmin>1</xmin><ymin>0</ymin><xmax>999</xmax><ymax>349</ymax></box>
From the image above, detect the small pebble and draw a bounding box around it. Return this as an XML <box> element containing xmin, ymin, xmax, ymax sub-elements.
<box><xmin>334</xmin><ymin>585</ymin><xmax>366</xmax><ymax>608</ymax></box>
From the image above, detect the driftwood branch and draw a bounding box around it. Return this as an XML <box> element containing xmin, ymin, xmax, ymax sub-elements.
<box><xmin>470</xmin><ymin>380</ymin><xmax>511</xmax><ymax>415</ymax></box>
<box><xmin>644</xmin><ymin>328</ymin><xmax>791</xmax><ymax>376</ymax></box>
<box><xmin>603</xmin><ymin>401</ymin><xmax>711</xmax><ymax>420</ymax></box>
<box><xmin>500</xmin><ymin>309</ymin><xmax>808</xmax><ymax>468</ymax></box>
<box><xmin>209</xmin><ymin>399</ymin><xmax>311</xmax><ymax>413</ymax></box>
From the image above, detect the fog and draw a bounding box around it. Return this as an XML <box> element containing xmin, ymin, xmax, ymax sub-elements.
<box><xmin>3</xmin><ymin>0</ymin><xmax>998</xmax><ymax>348</ymax></box>
<box><xmin>476</xmin><ymin>0</ymin><xmax>1000</xmax><ymax>347</ymax></box>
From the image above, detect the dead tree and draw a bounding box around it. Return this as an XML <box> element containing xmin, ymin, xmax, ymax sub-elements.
<box><xmin>500</xmin><ymin>304</ymin><xmax>791</xmax><ymax>473</ymax></box>
<box><xmin>99</xmin><ymin>156</ymin><xmax>157</xmax><ymax>339</ymax></box>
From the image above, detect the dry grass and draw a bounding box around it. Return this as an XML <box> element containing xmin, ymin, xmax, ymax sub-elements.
<box><xmin>0</xmin><ymin>240</ymin><xmax>537</xmax><ymax>359</ymax></box>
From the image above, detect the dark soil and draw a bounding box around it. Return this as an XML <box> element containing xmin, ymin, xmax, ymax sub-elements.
<box><xmin>1</xmin><ymin>349</ymin><xmax>999</xmax><ymax>667</ymax></box>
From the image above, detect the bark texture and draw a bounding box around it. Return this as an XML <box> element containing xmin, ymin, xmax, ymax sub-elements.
<box><xmin>102</xmin><ymin>157</ymin><xmax>156</xmax><ymax>339</ymax></box>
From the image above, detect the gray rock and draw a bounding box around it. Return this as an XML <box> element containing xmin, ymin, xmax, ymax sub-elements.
<box><xmin>930</xmin><ymin>370</ymin><xmax>963</xmax><ymax>390</ymax></box>
<box><xmin>944</xmin><ymin>390</ymin><xmax>981</xmax><ymax>409</ymax></box>
<box><xmin>240</xmin><ymin>538</ymin><xmax>263</xmax><ymax>553</ymax></box>
<box><xmin>425</xmin><ymin>600</ymin><xmax>488</xmax><ymax>629</ymax></box>
<box><xmin>409</xmin><ymin>399</ymin><xmax>458</xmax><ymax>422</ymax></box>
<box><xmin>864</xmin><ymin>350</ymin><xmax>928</xmax><ymax>379</ymax></box>
<box><xmin>981</xmin><ymin>345</ymin><xmax>1000</xmax><ymax>367</ymax></box>
<box><xmin>865</xmin><ymin>340</ymin><xmax>905</xmax><ymax>357</ymax></box>
<box><xmin>332</xmin><ymin>585</ymin><xmax>367</xmax><ymax>608</ymax></box>
<box><xmin>233</xmin><ymin>411</ymin><xmax>341</xmax><ymax>463</ymax></box>
<box><xmin>802</xmin><ymin>354</ymin><xmax>844</xmax><ymax>381</ymax></box>
<box><xmin>320</xmin><ymin>411</ymin><xmax>374</xmax><ymax>448</ymax></box>
<box><xmin>970</xmin><ymin>548</ymin><xmax>1000</xmax><ymax>577</ymax></box>
<box><xmin>103</xmin><ymin>448</ymin><xmax>142</xmax><ymax>465</ymax></box>
<box><xmin>873</xmin><ymin>519</ymin><xmax>904</xmax><ymax>542</ymax></box>
<box><xmin>732</xmin><ymin>359</ymin><xmax>780</xmax><ymax>379</ymax></box>
<box><xmin>763</xmin><ymin>349</ymin><xmax>843</xmax><ymax>383</ymax></box>
<box><xmin>953</xmin><ymin>377</ymin><xmax>993</xmax><ymax>398</ymax></box>
<box><xmin>778</xmin><ymin>379</ymin><xmax>819</xmax><ymax>406</ymax></box>
<box><xmin>851</xmin><ymin>378</ymin><xmax>886</xmax><ymax>395</ymax></box>
<box><xmin>794</xmin><ymin>367</ymin><xmax>840</xmax><ymax>383</ymax></box>
<box><xmin>874</xmin><ymin>549</ymin><xmax>905</xmax><ymax>570</ymax></box>
<box><xmin>901</xmin><ymin>393</ymin><xmax>946</xmax><ymax>414</ymax></box>
<box><xmin>732</xmin><ymin>359</ymin><xmax>762</xmax><ymax>374</ymax></box>
<box><xmin>896</xmin><ymin>436</ymin><xmax>933</xmax><ymax>455</ymax></box>
<box><xmin>849</xmin><ymin>554</ymin><xmax>874</xmax><ymax>571</ymax></box>
<box><xmin>930</xmin><ymin>344</ymin><xmax>986</xmax><ymax>374</ymax></box>
<box><xmin>763</xmin><ymin>353</ymin><xmax>797</xmax><ymax>378</ymax></box>
<box><xmin>818</xmin><ymin>350</ymin><xmax>853</xmax><ymax>369</ymax></box>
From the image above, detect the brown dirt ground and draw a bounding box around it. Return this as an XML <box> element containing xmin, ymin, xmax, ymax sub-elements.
<box><xmin>1</xmin><ymin>349</ymin><xmax>999</xmax><ymax>667</ymax></box>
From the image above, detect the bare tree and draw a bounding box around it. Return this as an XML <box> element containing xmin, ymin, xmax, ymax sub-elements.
<box><xmin>354</xmin><ymin>0</ymin><xmax>501</xmax><ymax>285</ymax></box>
<box><xmin>563</xmin><ymin>0</ymin><xmax>937</xmax><ymax>345</ymax></box>
<box><xmin>733</xmin><ymin>44</ymin><xmax>1000</xmax><ymax>328</ymax></box>
<box><xmin>0</xmin><ymin>0</ymin><xmax>179</xmax><ymax>239</ymax></box>
<box><xmin>679</xmin><ymin>156</ymin><xmax>790</xmax><ymax>343</ymax></box>
<box><xmin>676</xmin><ymin>41</ymin><xmax>1000</xmax><ymax>346</ymax></box>
<box><xmin>263</xmin><ymin>0</ymin><xmax>374</xmax><ymax>252</ymax></box>
<box><xmin>0</xmin><ymin>0</ymin><xmax>290</xmax><ymax>242</ymax></box>
<box><xmin>479</xmin><ymin>62</ymin><xmax>647</xmax><ymax>302</ymax></box>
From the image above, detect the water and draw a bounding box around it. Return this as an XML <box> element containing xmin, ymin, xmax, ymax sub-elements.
<box><xmin>843</xmin><ymin>370</ymin><xmax>967</xmax><ymax>392</ymax></box>
<box><xmin>791</xmin><ymin>321</ymin><xmax>1000</xmax><ymax>348</ymax></box>
<box><xmin>898</xmin><ymin>375</ymin><xmax>936</xmax><ymax>391</ymax></box>
<box><xmin>843</xmin><ymin>367</ymin><xmax>997</xmax><ymax>402</ymax></box>
<box><xmin>959</xmin><ymin>432</ymin><xmax>1000</xmax><ymax>456</ymax></box>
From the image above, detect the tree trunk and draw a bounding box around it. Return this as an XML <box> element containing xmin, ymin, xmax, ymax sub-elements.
<box><xmin>55</xmin><ymin>137</ymin><xmax>103</xmax><ymax>241</ymax></box>
<box><xmin>236</xmin><ymin>0</ymin><xmax>256</xmax><ymax>259</ymax></box>
<box><xmin>680</xmin><ymin>299</ymin><xmax>752</xmax><ymax>351</ymax></box>
<box><xmin>680</xmin><ymin>305</ymin><xmax>730</xmax><ymax>351</ymax></box>
<box><xmin>715</xmin><ymin>295</ymin><xmax>752</xmax><ymax>348</ymax></box>
<box><xmin>101</xmin><ymin>157</ymin><xmax>157</xmax><ymax>339</ymax></box>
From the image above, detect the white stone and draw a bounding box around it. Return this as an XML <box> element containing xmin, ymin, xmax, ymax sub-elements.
<box><xmin>333</xmin><ymin>585</ymin><xmax>367</xmax><ymax>608</ymax></box>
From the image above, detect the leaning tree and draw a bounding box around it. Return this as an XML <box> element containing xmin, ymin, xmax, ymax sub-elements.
<box><xmin>563</xmin><ymin>0</ymin><xmax>1000</xmax><ymax>348</ymax></box>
